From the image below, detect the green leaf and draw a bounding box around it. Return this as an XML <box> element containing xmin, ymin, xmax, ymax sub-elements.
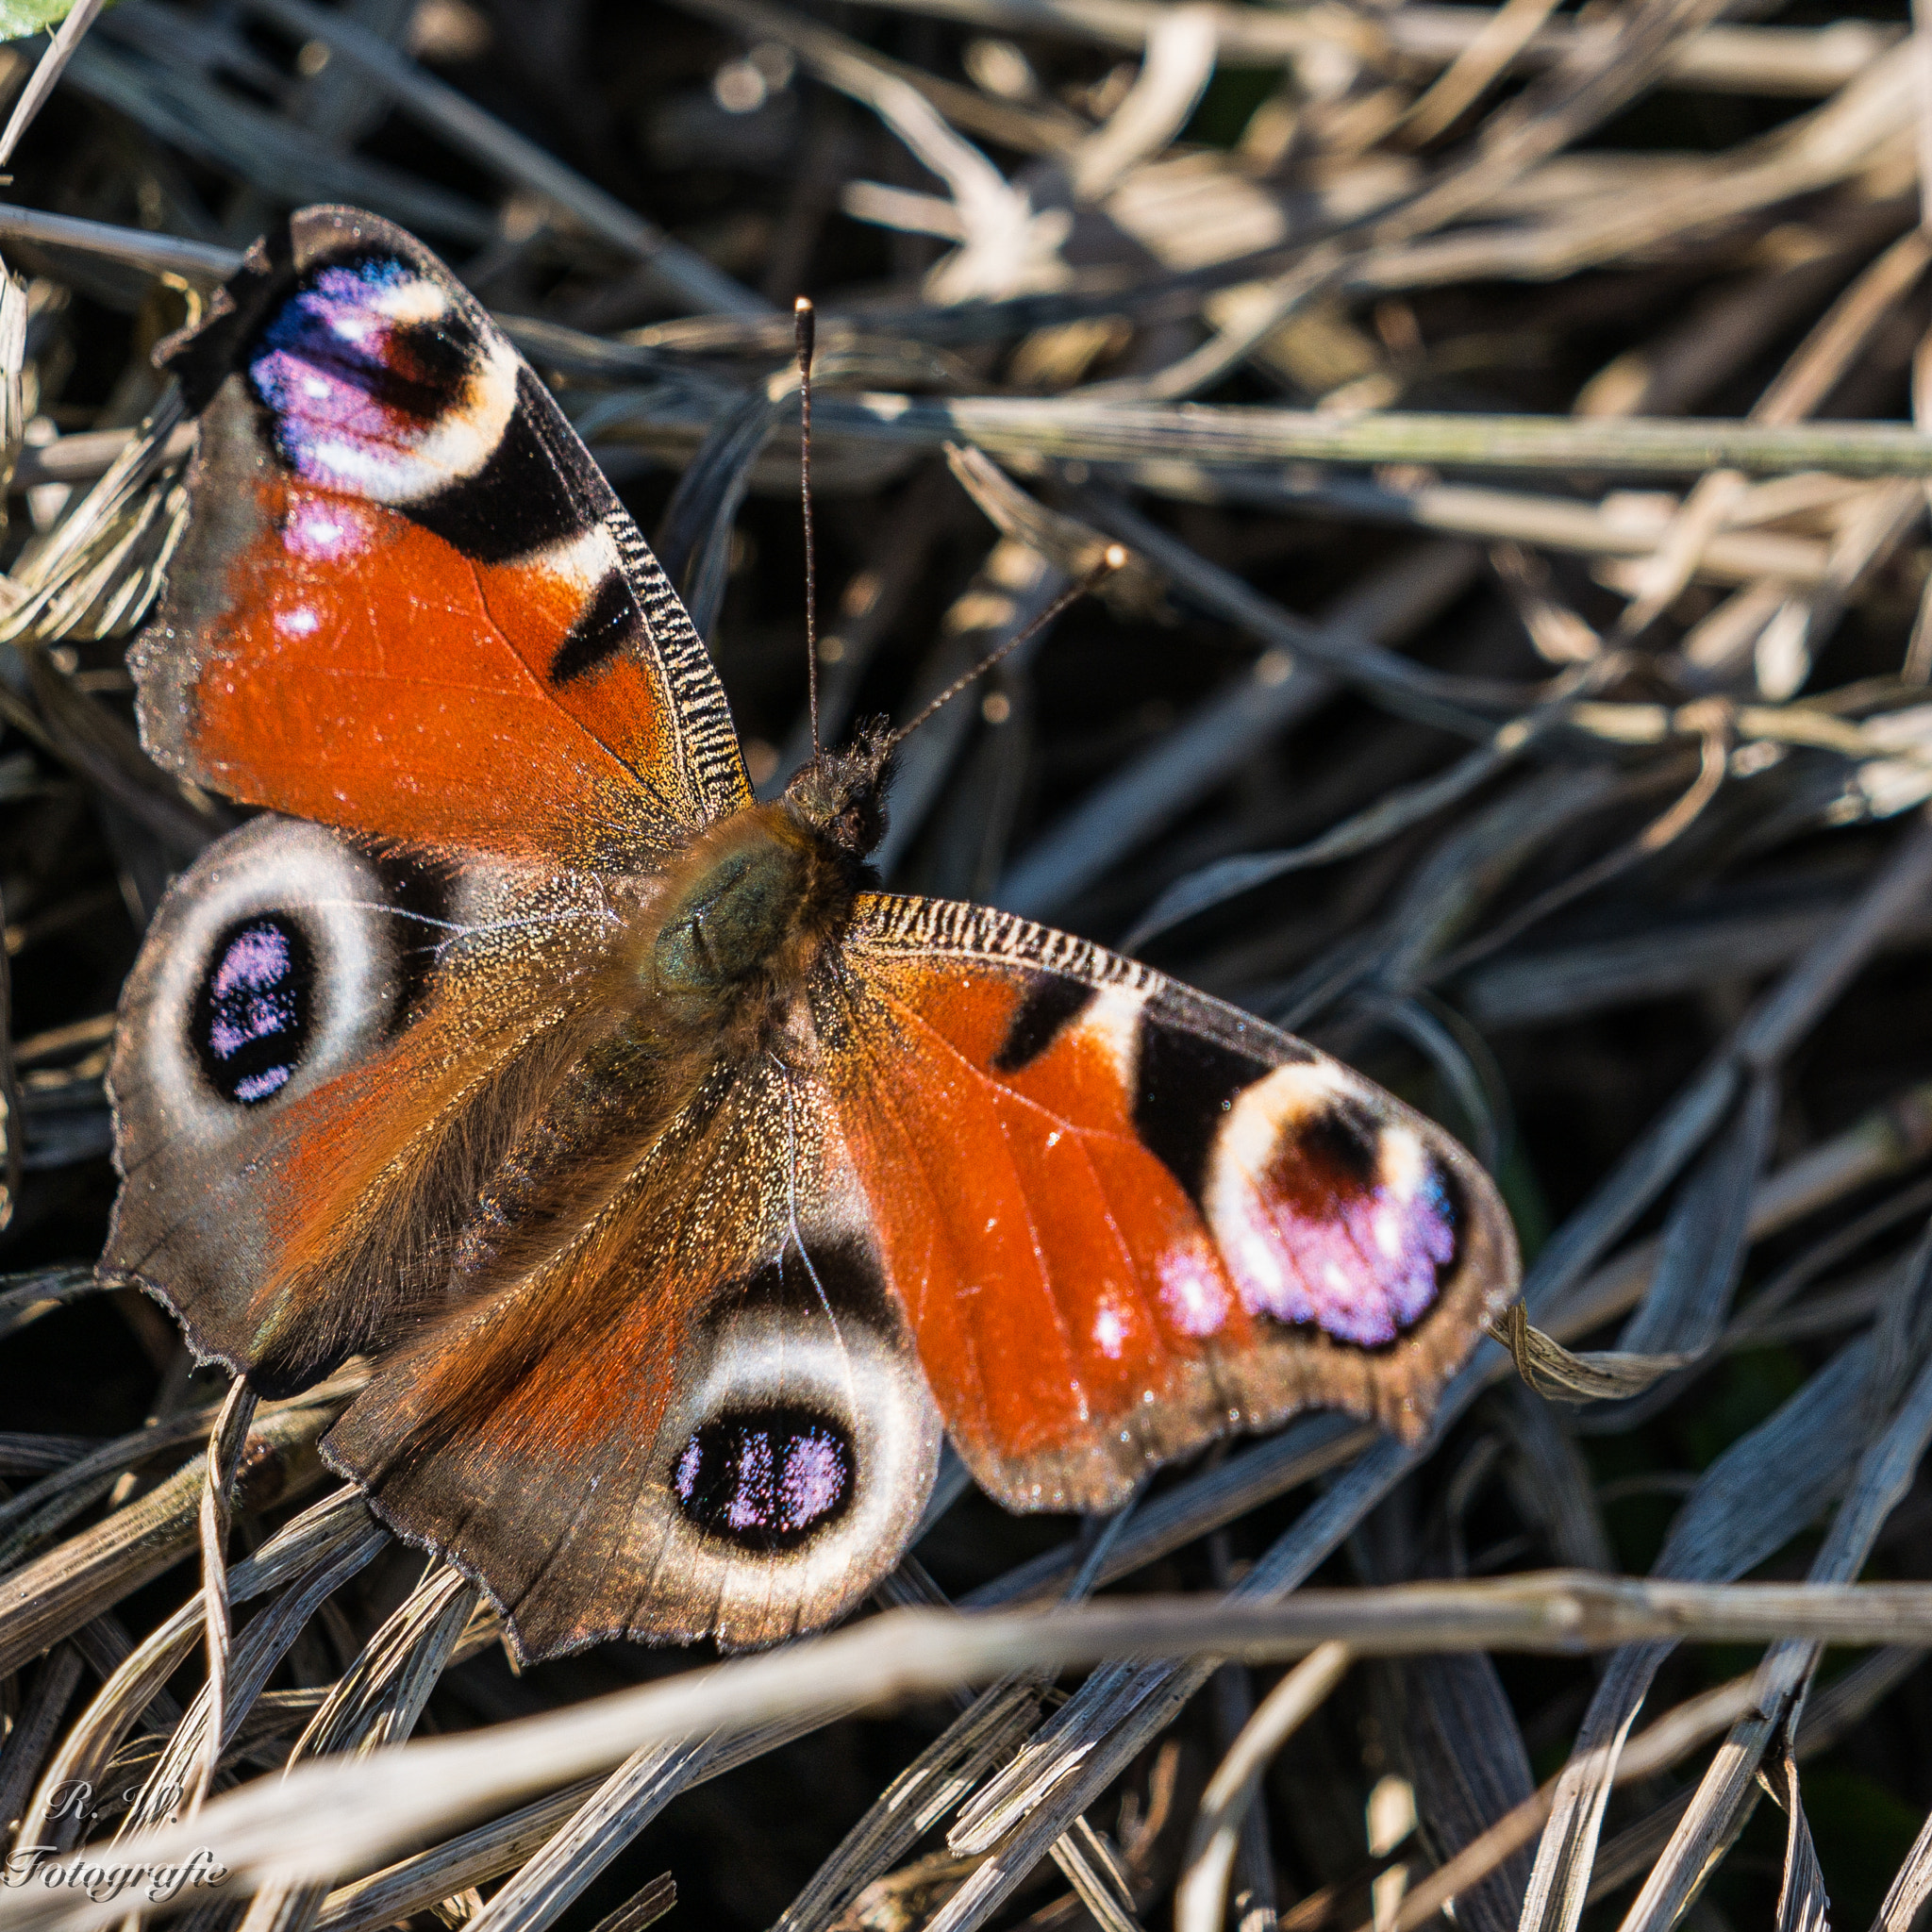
<box><xmin>0</xmin><ymin>0</ymin><xmax>79</xmax><ymax>40</ymax></box>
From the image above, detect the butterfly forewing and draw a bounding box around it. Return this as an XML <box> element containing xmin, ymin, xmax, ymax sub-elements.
<box><xmin>819</xmin><ymin>895</ymin><xmax>1518</xmax><ymax>1508</ymax></box>
<box><xmin>132</xmin><ymin>206</ymin><xmax>747</xmax><ymax>867</ymax></box>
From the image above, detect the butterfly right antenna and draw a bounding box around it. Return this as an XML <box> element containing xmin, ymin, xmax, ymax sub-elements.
<box><xmin>885</xmin><ymin>544</ymin><xmax>1126</xmax><ymax>752</ymax></box>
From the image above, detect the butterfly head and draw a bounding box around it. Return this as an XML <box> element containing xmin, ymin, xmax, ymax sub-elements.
<box><xmin>780</xmin><ymin>717</ymin><xmax>894</xmax><ymax>858</ymax></box>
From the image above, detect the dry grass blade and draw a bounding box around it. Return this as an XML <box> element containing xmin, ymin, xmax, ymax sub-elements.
<box><xmin>1871</xmin><ymin>1803</ymin><xmax>1932</xmax><ymax>1932</ymax></box>
<box><xmin>459</xmin><ymin>1740</ymin><xmax>717</xmax><ymax>1932</ymax></box>
<box><xmin>774</xmin><ymin>1679</ymin><xmax>1043</xmax><ymax>1932</ymax></box>
<box><xmin>1488</xmin><ymin>1306</ymin><xmax>1692</xmax><ymax>1404</ymax></box>
<box><xmin>234</xmin><ymin>1568</ymin><xmax>483</xmax><ymax>1932</ymax></box>
<box><xmin>16</xmin><ymin>1575</ymin><xmax>1932</xmax><ymax>1932</ymax></box>
<box><xmin>1174</xmin><ymin>1642</ymin><xmax>1353</xmax><ymax>1932</ymax></box>
<box><xmin>770</xmin><ymin>396</ymin><xmax>1932</xmax><ymax>477</ymax></box>
<box><xmin>241</xmin><ymin>0</ymin><xmax>765</xmax><ymax>317</ymax></box>
<box><xmin>0</xmin><ymin>0</ymin><xmax>107</xmax><ymax>170</ymax></box>
<box><xmin>1516</xmin><ymin>1323</ymin><xmax>1893</xmax><ymax>1932</ymax></box>
<box><xmin>0</xmin><ymin>1402</ymin><xmax>339</xmax><ymax>1681</ymax></box>
<box><xmin>582</xmin><ymin>1874</ymin><xmax>675</xmax><ymax>1932</ymax></box>
<box><xmin>1611</xmin><ymin>1066</ymin><xmax>1778</xmax><ymax>1355</ymax></box>
<box><xmin>8</xmin><ymin>1493</ymin><xmax>371</xmax><ymax>1857</ymax></box>
<box><xmin>1617</xmin><ymin>227</ymin><xmax>1932</xmax><ymax>637</ymax></box>
<box><xmin>1002</xmin><ymin>540</ymin><xmax>1480</xmax><ymax>916</ymax></box>
<box><xmin>0</xmin><ymin>1644</ymin><xmax>83</xmax><ymax>1855</ymax></box>
<box><xmin>1607</xmin><ymin>1242</ymin><xmax>1932</xmax><ymax>1932</ymax></box>
<box><xmin>104</xmin><ymin>1499</ymin><xmax>388</xmax><ymax>1844</ymax></box>
<box><xmin>1775</xmin><ymin>1750</ymin><xmax>1832</xmax><ymax>1932</ymax></box>
<box><xmin>1119</xmin><ymin>658</ymin><xmax>1610</xmax><ymax>948</ymax></box>
<box><xmin>941</xmin><ymin>445</ymin><xmax>1166</xmax><ymax>619</ymax></box>
<box><xmin>1380</xmin><ymin>1671</ymin><xmax>1766</xmax><ymax>1932</ymax></box>
<box><xmin>312</xmin><ymin>1778</ymin><xmax>606</xmax><ymax>1932</ymax></box>
<box><xmin>188</xmin><ymin>1380</ymin><xmax>258</xmax><ymax>1815</ymax></box>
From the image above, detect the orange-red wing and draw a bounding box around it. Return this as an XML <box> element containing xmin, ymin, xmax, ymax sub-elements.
<box><xmin>131</xmin><ymin>207</ymin><xmax>746</xmax><ymax>866</ymax></box>
<box><xmin>819</xmin><ymin>895</ymin><xmax>1519</xmax><ymax>1509</ymax></box>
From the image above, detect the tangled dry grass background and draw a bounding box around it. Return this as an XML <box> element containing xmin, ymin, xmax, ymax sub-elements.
<box><xmin>9</xmin><ymin>1</ymin><xmax>1932</xmax><ymax>1929</ymax></box>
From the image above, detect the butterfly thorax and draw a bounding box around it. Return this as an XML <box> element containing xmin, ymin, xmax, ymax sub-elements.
<box><xmin>638</xmin><ymin>726</ymin><xmax>891</xmax><ymax>1053</ymax></box>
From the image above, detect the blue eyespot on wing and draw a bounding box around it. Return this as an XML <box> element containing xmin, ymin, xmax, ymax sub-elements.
<box><xmin>192</xmin><ymin>913</ymin><xmax>314</xmax><ymax>1106</ymax></box>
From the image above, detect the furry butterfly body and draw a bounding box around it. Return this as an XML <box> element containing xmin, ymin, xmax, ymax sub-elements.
<box><xmin>106</xmin><ymin>208</ymin><xmax>1519</xmax><ymax>1659</ymax></box>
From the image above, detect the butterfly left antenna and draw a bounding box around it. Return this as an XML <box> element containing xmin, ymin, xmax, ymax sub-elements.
<box><xmin>886</xmin><ymin>544</ymin><xmax>1126</xmax><ymax>752</ymax></box>
<box><xmin>795</xmin><ymin>296</ymin><xmax>820</xmax><ymax>757</ymax></box>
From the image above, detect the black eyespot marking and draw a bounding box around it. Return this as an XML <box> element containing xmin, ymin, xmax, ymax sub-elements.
<box><xmin>1261</xmin><ymin>1099</ymin><xmax>1390</xmax><ymax>1228</ymax></box>
<box><xmin>672</xmin><ymin>1406</ymin><xmax>854</xmax><ymax>1551</ymax></box>
<box><xmin>191</xmin><ymin>913</ymin><xmax>315</xmax><ymax>1107</ymax></box>
<box><xmin>992</xmin><ymin>976</ymin><xmax>1096</xmax><ymax>1074</ymax></box>
<box><xmin>724</xmin><ymin>1236</ymin><xmax>896</xmax><ymax>1325</ymax></box>
<box><xmin>408</xmin><ymin>369</ymin><xmax>595</xmax><ymax>562</ymax></box>
<box><xmin>1294</xmin><ymin>1101</ymin><xmax>1381</xmax><ymax>1195</ymax></box>
<box><xmin>550</xmin><ymin>571</ymin><xmax>641</xmax><ymax>685</ymax></box>
<box><xmin>387</xmin><ymin>315</ymin><xmax>476</xmax><ymax>411</ymax></box>
<box><xmin>1134</xmin><ymin>1019</ymin><xmax>1273</xmax><ymax>1204</ymax></box>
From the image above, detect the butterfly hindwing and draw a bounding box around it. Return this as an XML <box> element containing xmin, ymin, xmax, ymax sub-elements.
<box><xmin>319</xmin><ymin>1053</ymin><xmax>943</xmax><ymax>1656</ymax></box>
<box><xmin>819</xmin><ymin>894</ymin><xmax>1519</xmax><ymax>1510</ymax></box>
<box><xmin>131</xmin><ymin>206</ymin><xmax>747</xmax><ymax>866</ymax></box>
<box><xmin>104</xmin><ymin>812</ymin><xmax>635</xmax><ymax>1395</ymax></box>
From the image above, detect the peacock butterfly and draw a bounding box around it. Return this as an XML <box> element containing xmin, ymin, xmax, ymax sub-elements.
<box><xmin>103</xmin><ymin>207</ymin><xmax>1520</xmax><ymax>1660</ymax></box>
